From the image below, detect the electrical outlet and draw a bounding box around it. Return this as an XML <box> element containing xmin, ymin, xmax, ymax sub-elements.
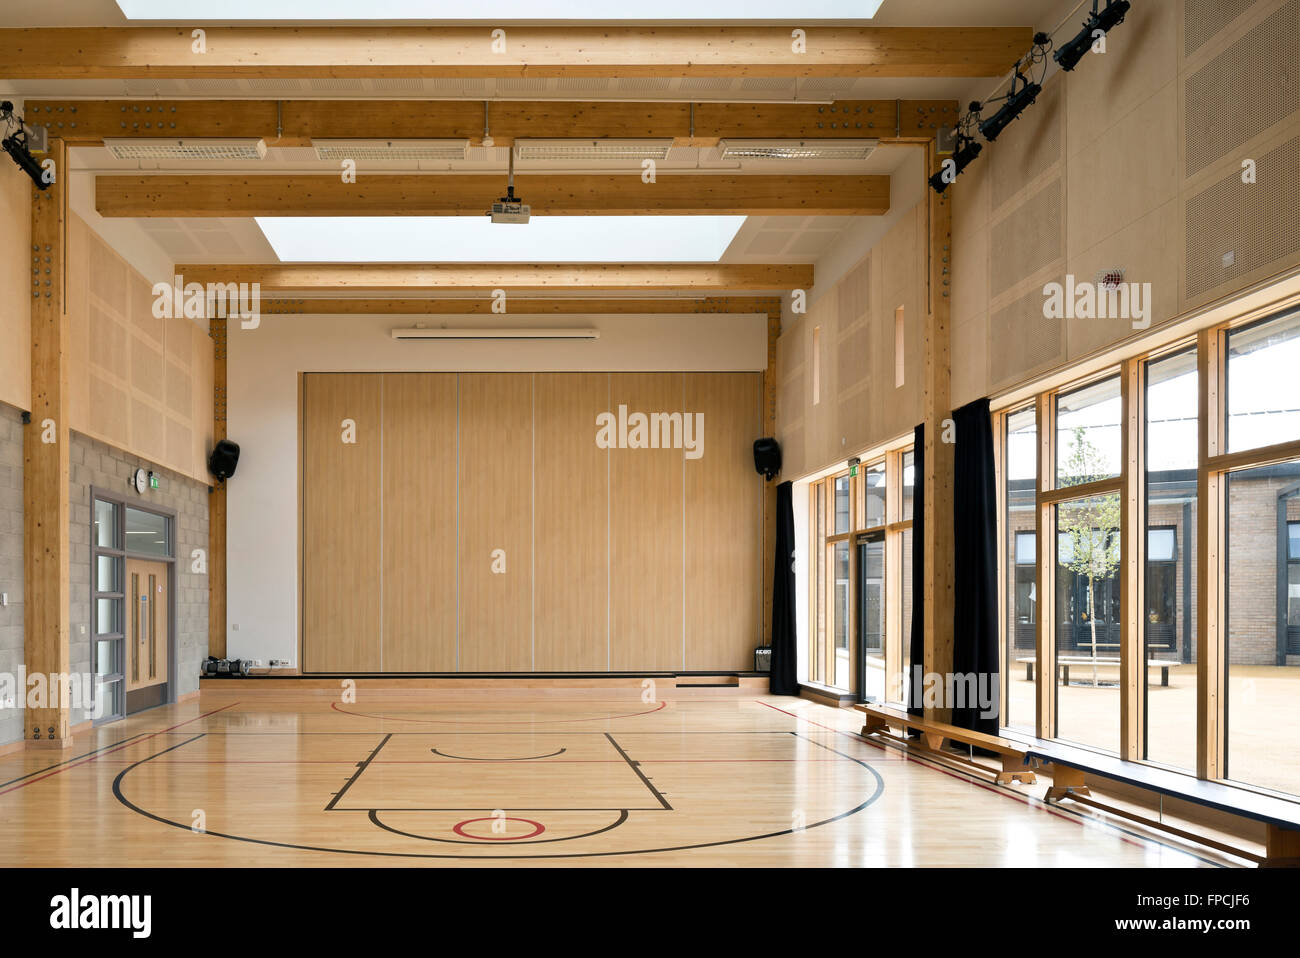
<box><xmin>270</xmin><ymin>659</ymin><xmax>290</xmax><ymax>668</ymax></box>
<box><xmin>1</xmin><ymin>592</ymin><xmax>7</xmax><ymax>607</ymax></box>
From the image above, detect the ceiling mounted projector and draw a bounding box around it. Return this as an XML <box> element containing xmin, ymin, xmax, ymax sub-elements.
<box><xmin>312</xmin><ymin>139</ymin><xmax>470</xmax><ymax>161</ymax></box>
<box><xmin>489</xmin><ymin>147</ymin><xmax>530</xmax><ymax>224</ymax></box>
<box><xmin>513</xmin><ymin>138</ymin><xmax>674</xmax><ymax>161</ymax></box>
<box><xmin>103</xmin><ymin>137</ymin><xmax>267</xmax><ymax>160</ymax></box>
<box><xmin>392</xmin><ymin>327</ymin><xmax>599</xmax><ymax>341</ymax></box>
<box><xmin>719</xmin><ymin>138</ymin><xmax>878</xmax><ymax>160</ymax></box>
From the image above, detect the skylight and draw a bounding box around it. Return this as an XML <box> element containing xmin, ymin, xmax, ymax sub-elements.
<box><xmin>255</xmin><ymin>216</ymin><xmax>746</xmax><ymax>263</ymax></box>
<box><xmin>117</xmin><ymin>0</ymin><xmax>884</xmax><ymax>18</ymax></box>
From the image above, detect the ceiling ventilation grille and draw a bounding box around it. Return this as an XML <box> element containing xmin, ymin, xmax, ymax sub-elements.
<box><xmin>103</xmin><ymin>137</ymin><xmax>267</xmax><ymax>160</ymax></box>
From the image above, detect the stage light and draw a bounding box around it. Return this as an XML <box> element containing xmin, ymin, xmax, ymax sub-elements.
<box><xmin>1055</xmin><ymin>0</ymin><xmax>1131</xmax><ymax>72</ymax></box>
<box><xmin>0</xmin><ymin>102</ymin><xmax>50</xmax><ymax>191</ymax></box>
<box><xmin>978</xmin><ymin>73</ymin><xmax>1042</xmax><ymax>142</ymax></box>
<box><xmin>928</xmin><ymin>134</ymin><xmax>982</xmax><ymax>195</ymax></box>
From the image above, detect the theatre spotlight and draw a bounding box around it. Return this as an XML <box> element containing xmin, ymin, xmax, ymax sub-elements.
<box><xmin>1055</xmin><ymin>0</ymin><xmax>1131</xmax><ymax>72</ymax></box>
<box><xmin>978</xmin><ymin>71</ymin><xmax>1042</xmax><ymax>142</ymax></box>
<box><xmin>928</xmin><ymin>133</ymin><xmax>983</xmax><ymax>195</ymax></box>
<box><xmin>0</xmin><ymin>102</ymin><xmax>49</xmax><ymax>191</ymax></box>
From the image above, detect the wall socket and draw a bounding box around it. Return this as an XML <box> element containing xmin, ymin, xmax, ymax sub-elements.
<box><xmin>269</xmin><ymin>659</ymin><xmax>290</xmax><ymax>668</ymax></box>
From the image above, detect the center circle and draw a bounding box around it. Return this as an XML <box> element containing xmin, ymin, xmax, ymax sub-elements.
<box><xmin>451</xmin><ymin>817</ymin><xmax>546</xmax><ymax>841</ymax></box>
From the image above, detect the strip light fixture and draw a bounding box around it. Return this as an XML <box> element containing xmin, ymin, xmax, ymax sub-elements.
<box><xmin>718</xmin><ymin>138</ymin><xmax>878</xmax><ymax>160</ymax></box>
<box><xmin>103</xmin><ymin>137</ymin><xmax>268</xmax><ymax>160</ymax></box>
<box><xmin>513</xmin><ymin>138</ymin><xmax>674</xmax><ymax>161</ymax></box>
<box><xmin>391</xmin><ymin>326</ymin><xmax>600</xmax><ymax>341</ymax></box>
<box><xmin>312</xmin><ymin>139</ymin><xmax>470</xmax><ymax>161</ymax></box>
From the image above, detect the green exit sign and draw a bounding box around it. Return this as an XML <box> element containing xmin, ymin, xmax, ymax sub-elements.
<box><xmin>149</xmin><ymin>474</ymin><xmax>160</xmax><ymax>490</ymax></box>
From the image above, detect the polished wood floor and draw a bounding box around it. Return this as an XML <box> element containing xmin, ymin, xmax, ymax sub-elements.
<box><xmin>0</xmin><ymin>688</ymin><xmax>1232</xmax><ymax>866</ymax></box>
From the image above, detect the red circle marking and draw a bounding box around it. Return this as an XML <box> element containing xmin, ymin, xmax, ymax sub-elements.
<box><xmin>452</xmin><ymin>817</ymin><xmax>545</xmax><ymax>841</ymax></box>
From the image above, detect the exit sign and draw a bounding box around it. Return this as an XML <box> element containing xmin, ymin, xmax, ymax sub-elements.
<box><xmin>149</xmin><ymin>474</ymin><xmax>160</xmax><ymax>490</ymax></box>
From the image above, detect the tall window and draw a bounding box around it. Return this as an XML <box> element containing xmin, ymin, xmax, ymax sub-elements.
<box><xmin>1003</xmin><ymin>406</ymin><xmax>1037</xmax><ymax>732</ymax></box>
<box><xmin>92</xmin><ymin>497</ymin><xmax>125</xmax><ymax>724</ymax></box>
<box><xmin>1145</xmin><ymin>347</ymin><xmax>1198</xmax><ymax>770</ymax></box>
<box><xmin>1053</xmin><ymin>376</ymin><xmax>1122</xmax><ymax>753</ymax></box>
<box><xmin>1225</xmin><ymin>307</ymin><xmax>1300</xmax><ymax>796</ymax></box>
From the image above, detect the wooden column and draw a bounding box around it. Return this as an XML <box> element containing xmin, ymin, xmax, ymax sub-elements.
<box><xmin>1196</xmin><ymin>328</ymin><xmax>1226</xmax><ymax>779</ymax></box>
<box><xmin>760</xmin><ymin>298</ymin><xmax>780</xmax><ymax>646</ymax></box>
<box><xmin>23</xmin><ymin>137</ymin><xmax>71</xmax><ymax>748</ymax></box>
<box><xmin>923</xmin><ymin>143</ymin><xmax>955</xmax><ymax>721</ymax></box>
<box><xmin>1035</xmin><ymin>392</ymin><xmax>1057</xmax><ymax>739</ymax></box>
<box><xmin>208</xmin><ymin>316</ymin><xmax>228</xmax><ymax>659</ymax></box>
<box><xmin>1119</xmin><ymin>358</ymin><xmax>1146</xmax><ymax>760</ymax></box>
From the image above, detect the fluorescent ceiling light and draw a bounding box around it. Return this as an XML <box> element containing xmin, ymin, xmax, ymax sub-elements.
<box><xmin>312</xmin><ymin>139</ymin><xmax>470</xmax><ymax>161</ymax></box>
<box><xmin>514</xmin><ymin>139</ymin><xmax>674</xmax><ymax>161</ymax></box>
<box><xmin>719</xmin><ymin>139</ymin><xmax>878</xmax><ymax>160</ymax></box>
<box><xmin>104</xmin><ymin>137</ymin><xmax>267</xmax><ymax>160</ymax></box>
<box><xmin>392</xmin><ymin>327</ymin><xmax>599</xmax><ymax>340</ymax></box>
<box><xmin>116</xmin><ymin>1</ymin><xmax>884</xmax><ymax>19</ymax></box>
<box><xmin>255</xmin><ymin>216</ymin><xmax>746</xmax><ymax>263</ymax></box>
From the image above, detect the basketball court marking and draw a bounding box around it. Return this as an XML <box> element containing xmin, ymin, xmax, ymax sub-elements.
<box><xmin>109</xmin><ymin>718</ymin><xmax>889</xmax><ymax>860</ymax></box>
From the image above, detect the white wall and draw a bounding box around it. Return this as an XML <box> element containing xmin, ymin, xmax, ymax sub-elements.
<box><xmin>226</xmin><ymin>310</ymin><xmax>767</xmax><ymax>666</ymax></box>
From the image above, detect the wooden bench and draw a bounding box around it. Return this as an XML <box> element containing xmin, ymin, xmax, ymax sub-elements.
<box><xmin>1023</xmin><ymin>738</ymin><xmax>1300</xmax><ymax>867</ymax></box>
<box><xmin>1015</xmin><ymin>655</ymin><xmax>1181</xmax><ymax>687</ymax></box>
<box><xmin>854</xmin><ymin>703</ymin><xmax>1037</xmax><ymax>786</ymax></box>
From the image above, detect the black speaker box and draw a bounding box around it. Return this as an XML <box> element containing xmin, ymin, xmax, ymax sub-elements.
<box><xmin>752</xmin><ymin>437</ymin><xmax>781</xmax><ymax>481</ymax></box>
<box><xmin>208</xmin><ymin>439</ymin><xmax>240</xmax><ymax>481</ymax></box>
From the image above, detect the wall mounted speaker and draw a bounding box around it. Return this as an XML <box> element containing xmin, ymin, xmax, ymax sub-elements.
<box><xmin>208</xmin><ymin>439</ymin><xmax>241</xmax><ymax>481</ymax></box>
<box><xmin>753</xmin><ymin>438</ymin><xmax>781</xmax><ymax>481</ymax></box>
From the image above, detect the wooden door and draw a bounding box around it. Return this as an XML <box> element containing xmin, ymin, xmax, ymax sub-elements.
<box><xmin>126</xmin><ymin>559</ymin><xmax>169</xmax><ymax>691</ymax></box>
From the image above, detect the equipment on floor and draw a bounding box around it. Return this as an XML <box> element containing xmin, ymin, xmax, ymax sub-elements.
<box><xmin>202</xmin><ymin>656</ymin><xmax>251</xmax><ymax>677</ymax></box>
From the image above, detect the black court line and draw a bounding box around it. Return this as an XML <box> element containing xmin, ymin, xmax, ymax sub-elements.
<box><xmin>324</xmin><ymin>734</ymin><xmax>391</xmax><ymax>812</ymax></box>
<box><xmin>111</xmin><ymin>728</ymin><xmax>886</xmax><ymax>860</ymax></box>
<box><xmin>367</xmin><ymin>808</ymin><xmax>631</xmax><ymax>845</ymax></box>
<box><xmin>429</xmin><ymin>747</ymin><xmax>566</xmax><ymax>761</ymax></box>
<box><xmin>0</xmin><ymin>732</ymin><xmax>149</xmax><ymax>789</ymax></box>
<box><xmin>605</xmin><ymin>732</ymin><xmax>672</xmax><ymax>810</ymax></box>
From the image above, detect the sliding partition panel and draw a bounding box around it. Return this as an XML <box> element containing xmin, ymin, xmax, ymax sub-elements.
<box><xmin>685</xmin><ymin>372</ymin><xmax>763</xmax><ymax>671</ymax></box>
<box><xmin>534</xmin><ymin>372</ymin><xmax>610</xmax><ymax>671</ymax></box>
<box><xmin>458</xmin><ymin>373</ymin><xmax>534</xmax><ymax>671</ymax></box>
<box><xmin>381</xmin><ymin>373</ymin><xmax>458</xmax><ymax>672</ymax></box>
<box><xmin>302</xmin><ymin>373</ymin><xmax>383</xmax><ymax>672</ymax></box>
<box><xmin>609</xmin><ymin>372</ymin><xmax>686</xmax><ymax>671</ymax></box>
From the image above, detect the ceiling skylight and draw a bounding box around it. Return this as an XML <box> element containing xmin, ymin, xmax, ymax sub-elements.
<box><xmin>255</xmin><ymin>216</ymin><xmax>746</xmax><ymax>263</ymax></box>
<box><xmin>117</xmin><ymin>0</ymin><xmax>884</xmax><ymax>18</ymax></box>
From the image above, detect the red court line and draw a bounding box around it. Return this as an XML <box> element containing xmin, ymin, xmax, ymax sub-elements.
<box><xmin>754</xmin><ymin>699</ymin><xmax>1161</xmax><ymax>855</ymax></box>
<box><xmin>329</xmin><ymin>700</ymin><xmax>668</xmax><ymax>725</ymax></box>
<box><xmin>0</xmin><ymin>701</ymin><xmax>240</xmax><ymax>798</ymax></box>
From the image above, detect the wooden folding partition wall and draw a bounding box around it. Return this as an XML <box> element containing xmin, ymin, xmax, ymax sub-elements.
<box><xmin>301</xmin><ymin>370</ymin><xmax>762</xmax><ymax>673</ymax></box>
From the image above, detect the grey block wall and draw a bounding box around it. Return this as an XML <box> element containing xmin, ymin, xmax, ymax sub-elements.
<box><xmin>69</xmin><ymin>432</ymin><xmax>210</xmax><ymax>722</ymax></box>
<box><xmin>0</xmin><ymin>403</ymin><xmax>24</xmax><ymax>747</ymax></box>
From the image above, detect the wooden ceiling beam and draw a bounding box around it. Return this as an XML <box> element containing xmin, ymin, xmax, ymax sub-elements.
<box><xmin>258</xmin><ymin>297</ymin><xmax>780</xmax><ymax>314</ymax></box>
<box><xmin>26</xmin><ymin>98</ymin><xmax>958</xmax><ymax>146</ymax></box>
<box><xmin>96</xmin><ymin>172</ymin><xmax>888</xmax><ymax>217</ymax></box>
<box><xmin>177</xmin><ymin>263</ymin><xmax>812</xmax><ymax>293</ymax></box>
<box><xmin>2</xmin><ymin>26</ymin><xmax>1030</xmax><ymax>80</ymax></box>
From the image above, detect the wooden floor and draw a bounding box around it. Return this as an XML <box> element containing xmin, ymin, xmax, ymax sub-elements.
<box><xmin>0</xmin><ymin>688</ymin><xmax>1233</xmax><ymax>867</ymax></box>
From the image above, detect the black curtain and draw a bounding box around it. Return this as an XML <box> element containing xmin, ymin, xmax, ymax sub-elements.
<box><xmin>769</xmin><ymin>480</ymin><xmax>799</xmax><ymax>696</ymax></box>
<box><xmin>907</xmin><ymin>423</ymin><xmax>924</xmax><ymax>717</ymax></box>
<box><xmin>951</xmin><ymin>398</ymin><xmax>1000</xmax><ymax>735</ymax></box>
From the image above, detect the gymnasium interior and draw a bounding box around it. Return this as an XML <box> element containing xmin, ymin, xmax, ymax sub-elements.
<box><xmin>1</xmin><ymin>0</ymin><xmax>1299</xmax><ymax>915</ymax></box>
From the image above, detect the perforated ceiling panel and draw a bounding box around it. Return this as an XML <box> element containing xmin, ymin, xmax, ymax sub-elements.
<box><xmin>1185</xmin><ymin>135</ymin><xmax>1300</xmax><ymax>300</ymax></box>
<box><xmin>1184</xmin><ymin>0</ymin><xmax>1300</xmax><ymax>176</ymax></box>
